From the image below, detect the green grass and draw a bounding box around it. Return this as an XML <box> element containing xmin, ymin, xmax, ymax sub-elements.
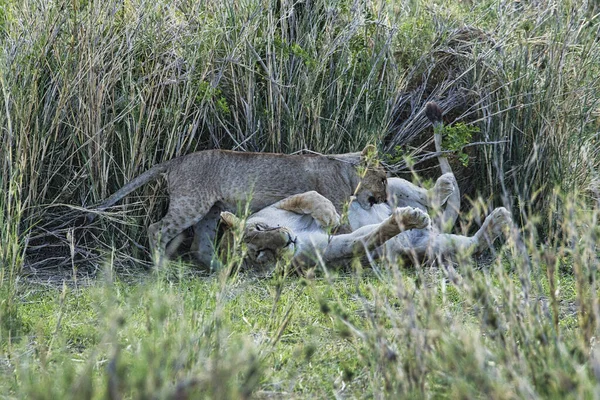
<box><xmin>1</xmin><ymin>0</ymin><xmax>600</xmax><ymax>397</ymax></box>
<box><xmin>1</xmin><ymin>256</ymin><xmax>594</xmax><ymax>398</ymax></box>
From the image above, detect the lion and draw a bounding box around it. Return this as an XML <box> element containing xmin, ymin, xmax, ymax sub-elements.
<box><xmin>219</xmin><ymin>191</ymin><xmax>430</xmax><ymax>269</ymax></box>
<box><xmin>217</xmin><ymin>187</ymin><xmax>509</xmax><ymax>271</ymax></box>
<box><xmin>90</xmin><ymin>146</ymin><xmax>388</xmax><ymax>267</ymax></box>
<box><xmin>347</xmin><ymin>101</ymin><xmax>513</xmax><ymax>263</ymax></box>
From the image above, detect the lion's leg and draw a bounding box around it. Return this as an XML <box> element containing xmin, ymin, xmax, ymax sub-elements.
<box><xmin>190</xmin><ymin>204</ymin><xmax>223</xmax><ymax>270</ymax></box>
<box><xmin>379</xmin><ymin>231</ymin><xmax>426</xmax><ymax>264</ymax></box>
<box><xmin>427</xmin><ymin>233</ymin><xmax>476</xmax><ymax>259</ymax></box>
<box><xmin>386</xmin><ymin>178</ymin><xmax>429</xmax><ymax>209</ymax></box>
<box><xmin>165</xmin><ymin>231</ymin><xmax>188</xmax><ymax>259</ymax></box>
<box><xmin>428</xmin><ymin>173</ymin><xmax>455</xmax><ymax>209</ymax></box>
<box><xmin>149</xmin><ymin>199</ymin><xmax>211</xmax><ymax>265</ymax></box>
<box><xmin>276</xmin><ymin>191</ymin><xmax>340</xmax><ymax>228</ymax></box>
<box><xmin>427</xmin><ymin>207</ymin><xmax>513</xmax><ymax>258</ymax></box>
<box><xmin>470</xmin><ymin>207</ymin><xmax>512</xmax><ymax>254</ymax></box>
<box><xmin>323</xmin><ymin>207</ymin><xmax>429</xmax><ymax>261</ymax></box>
<box><xmin>359</xmin><ymin>207</ymin><xmax>430</xmax><ymax>251</ymax></box>
<box><xmin>428</xmin><ymin>101</ymin><xmax>460</xmax><ymax>233</ymax></box>
<box><xmin>428</xmin><ymin>173</ymin><xmax>460</xmax><ymax>232</ymax></box>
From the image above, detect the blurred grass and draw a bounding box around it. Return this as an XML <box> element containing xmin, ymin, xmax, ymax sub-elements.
<box><xmin>0</xmin><ymin>248</ymin><xmax>595</xmax><ymax>398</ymax></box>
<box><xmin>0</xmin><ymin>0</ymin><xmax>599</xmax><ymax>397</ymax></box>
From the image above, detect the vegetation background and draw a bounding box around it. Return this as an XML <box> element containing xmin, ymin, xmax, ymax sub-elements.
<box><xmin>1</xmin><ymin>0</ymin><xmax>599</xmax><ymax>397</ymax></box>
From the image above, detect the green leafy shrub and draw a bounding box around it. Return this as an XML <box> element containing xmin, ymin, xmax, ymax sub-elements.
<box><xmin>440</xmin><ymin>122</ymin><xmax>479</xmax><ymax>167</ymax></box>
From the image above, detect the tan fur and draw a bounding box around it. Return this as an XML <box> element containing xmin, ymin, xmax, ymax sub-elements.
<box><xmin>276</xmin><ymin>191</ymin><xmax>341</xmax><ymax>228</ymax></box>
<box><xmin>92</xmin><ymin>147</ymin><xmax>387</xmax><ymax>267</ymax></box>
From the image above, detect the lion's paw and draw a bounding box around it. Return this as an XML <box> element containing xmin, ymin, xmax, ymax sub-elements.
<box><xmin>314</xmin><ymin>206</ymin><xmax>341</xmax><ymax>229</ymax></box>
<box><xmin>436</xmin><ymin>175</ymin><xmax>455</xmax><ymax>195</ymax></box>
<box><xmin>393</xmin><ymin>207</ymin><xmax>430</xmax><ymax>230</ymax></box>
<box><xmin>432</xmin><ymin>173</ymin><xmax>456</xmax><ymax>205</ymax></box>
<box><xmin>486</xmin><ymin>207</ymin><xmax>512</xmax><ymax>236</ymax></box>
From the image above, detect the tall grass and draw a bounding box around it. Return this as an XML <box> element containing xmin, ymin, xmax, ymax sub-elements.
<box><xmin>388</xmin><ymin>1</ymin><xmax>600</xmax><ymax>210</ymax></box>
<box><xmin>320</xmin><ymin>193</ymin><xmax>600</xmax><ymax>397</ymax></box>
<box><xmin>0</xmin><ymin>0</ymin><xmax>596</xmax><ymax>270</ymax></box>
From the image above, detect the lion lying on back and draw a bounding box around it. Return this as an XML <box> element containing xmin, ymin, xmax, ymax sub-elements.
<box><xmin>220</xmin><ymin>191</ymin><xmax>430</xmax><ymax>269</ymax></box>
<box><xmin>347</xmin><ymin>197</ymin><xmax>511</xmax><ymax>264</ymax></box>
<box><xmin>218</xmin><ymin>183</ymin><xmax>510</xmax><ymax>270</ymax></box>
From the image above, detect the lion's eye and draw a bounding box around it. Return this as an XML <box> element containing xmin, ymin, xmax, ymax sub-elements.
<box><xmin>255</xmin><ymin>224</ymin><xmax>270</xmax><ymax>231</ymax></box>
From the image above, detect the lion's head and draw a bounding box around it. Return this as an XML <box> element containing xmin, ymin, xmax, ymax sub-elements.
<box><xmin>220</xmin><ymin>212</ymin><xmax>296</xmax><ymax>266</ymax></box>
<box><xmin>353</xmin><ymin>145</ymin><xmax>388</xmax><ymax>209</ymax></box>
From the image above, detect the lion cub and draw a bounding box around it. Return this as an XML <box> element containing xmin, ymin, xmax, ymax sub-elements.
<box><xmin>91</xmin><ymin>146</ymin><xmax>387</xmax><ymax>267</ymax></box>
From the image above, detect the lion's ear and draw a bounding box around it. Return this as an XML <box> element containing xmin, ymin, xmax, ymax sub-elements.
<box><xmin>360</xmin><ymin>144</ymin><xmax>377</xmax><ymax>159</ymax></box>
<box><xmin>220</xmin><ymin>212</ymin><xmax>241</xmax><ymax>228</ymax></box>
<box><xmin>359</xmin><ymin>144</ymin><xmax>380</xmax><ymax>167</ymax></box>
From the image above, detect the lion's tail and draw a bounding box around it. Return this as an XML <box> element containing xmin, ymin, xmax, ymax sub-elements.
<box><xmin>87</xmin><ymin>160</ymin><xmax>173</xmax><ymax>222</ymax></box>
<box><xmin>425</xmin><ymin>101</ymin><xmax>459</xmax><ymax>231</ymax></box>
<box><xmin>425</xmin><ymin>101</ymin><xmax>451</xmax><ymax>175</ymax></box>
